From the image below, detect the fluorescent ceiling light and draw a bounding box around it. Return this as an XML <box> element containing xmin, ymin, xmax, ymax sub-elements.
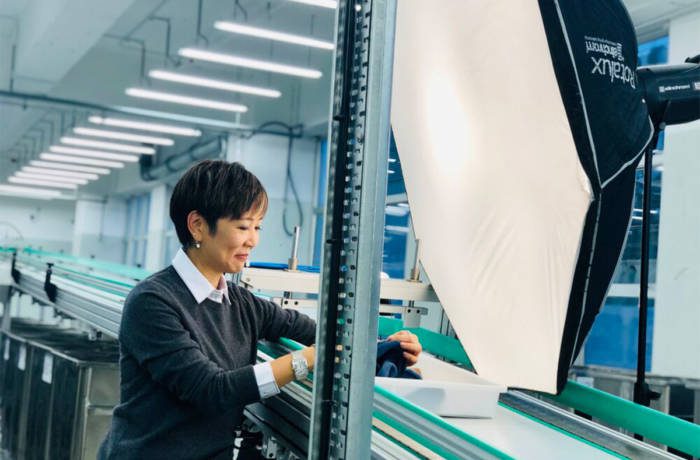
<box><xmin>15</xmin><ymin>172</ymin><xmax>88</xmax><ymax>185</ymax></box>
<box><xmin>50</xmin><ymin>145</ymin><xmax>139</xmax><ymax>162</ymax></box>
<box><xmin>39</xmin><ymin>153</ymin><xmax>125</xmax><ymax>168</ymax></box>
<box><xmin>112</xmin><ymin>106</ymin><xmax>250</xmax><ymax>131</ymax></box>
<box><xmin>179</xmin><ymin>48</ymin><xmax>323</xmax><ymax>79</ymax></box>
<box><xmin>22</xmin><ymin>166</ymin><xmax>99</xmax><ymax>181</ymax></box>
<box><xmin>214</xmin><ymin>21</ymin><xmax>334</xmax><ymax>50</ymax></box>
<box><xmin>149</xmin><ymin>69</ymin><xmax>281</xmax><ymax>98</ymax></box>
<box><xmin>9</xmin><ymin>177</ymin><xmax>78</xmax><ymax>190</ymax></box>
<box><xmin>126</xmin><ymin>88</ymin><xmax>248</xmax><ymax>113</ymax></box>
<box><xmin>73</xmin><ymin>127</ymin><xmax>174</xmax><ymax>146</ymax></box>
<box><xmin>0</xmin><ymin>184</ymin><xmax>62</xmax><ymax>199</ymax></box>
<box><xmin>88</xmin><ymin>116</ymin><xmax>202</xmax><ymax>137</ymax></box>
<box><xmin>61</xmin><ymin>136</ymin><xmax>155</xmax><ymax>154</ymax></box>
<box><xmin>288</xmin><ymin>0</ymin><xmax>338</xmax><ymax>8</ymax></box>
<box><xmin>30</xmin><ymin>160</ymin><xmax>110</xmax><ymax>175</ymax></box>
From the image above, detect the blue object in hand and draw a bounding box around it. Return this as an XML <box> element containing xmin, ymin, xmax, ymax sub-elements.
<box><xmin>375</xmin><ymin>340</ymin><xmax>422</xmax><ymax>379</ymax></box>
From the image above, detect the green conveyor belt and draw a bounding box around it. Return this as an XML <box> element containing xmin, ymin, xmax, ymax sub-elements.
<box><xmin>6</xmin><ymin>251</ymin><xmax>698</xmax><ymax>457</ymax></box>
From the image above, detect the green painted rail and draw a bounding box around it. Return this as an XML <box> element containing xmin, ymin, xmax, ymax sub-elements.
<box><xmin>9</xmin><ymin>250</ymin><xmax>699</xmax><ymax>457</ymax></box>
<box><xmin>546</xmin><ymin>380</ymin><xmax>700</xmax><ymax>457</ymax></box>
<box><xmin>377</xmin><ymin>316</ymin><xmax>472</xmax><ymax>368</ymax></box>
<box><xmin>20</xmin><ymin>248</ymin><xmax>151</xmax><ymax>281</ymax></box>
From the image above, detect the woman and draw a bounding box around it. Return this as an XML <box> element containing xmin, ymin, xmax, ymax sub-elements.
<box><xmin>98</xmin><ymin>160</ymin><xmax>421</xmax><ymax>459</ymax></box>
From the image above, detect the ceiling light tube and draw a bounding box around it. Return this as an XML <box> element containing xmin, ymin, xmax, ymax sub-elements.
<box><xmin>126</xmin><ymin>88</ymin><xmax>248</xmax><ymax>112</ymax></box>
<box><xmin>30</xmin><ymin>160</ymin><xmax>110</xmax><ymax>175</ymax></box>
<box><xmin>214</xmin><ymin>21</ymin><xmax>334</xmax><ymax>50</ymax></box>
<box><xmin>88</xmin><ymin>116</ymin><xmax>202</xmax><ymax>137</ymax></box>
<box><xmin>179</xmin><ymin>48</ymin><xmax>323</xmax><ymax>79</ymax></box>
<box><xmin>61</xmin><ymin>136</ymin><xmax>155</xmax><ymax>154</ymax></box>
<box><xmin>9</xmin><ymin>177</ymin><xmax>78</xmax><ymax>190</ymax></box>
<box><xmin>149</xmin><ymin>69</ymin><xmax>281</xmax><ymax>98</ymax></box>
<box><xmin>39</xmin><ymin>153</ymin><xmax>125</xmax><ymax>168</ymax></box>
<box><xmin>15</xmin><ymin>172</ymin><xmax>88</xmax><ymax>185</ymax></box>
<box><xmin>73</xmin><ymin>127</ymin><xmax>173</xmax><ymax>146</ymax></box>
<box><xmin>288</xmin><ymin>0</ymin><xmax>338</xmax><ymax>8</ymax></box>
<box><xmin>50</xmin><ymin>145</ymin><xmax>139</xmax><ymax>162</ymax></box>
<box><xmin>22</xmin><ymin>167</ymin><xmax>99</xmax><ymax>181</ymax></box>
<box><xmin>0</xmin><ymin>184</ymin><xmax>62</xmax><ymax>199</ymax></box>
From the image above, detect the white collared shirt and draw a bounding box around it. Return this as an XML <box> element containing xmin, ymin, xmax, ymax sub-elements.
<box><xmin>172</xmin><ymin>248</ymin><xmax>230</xmax><ymax>305</ymax></box>
<box><xmin>172</xmin><ymin>248</ymin><xmax>280</xmax><ymax>399</ymax></box>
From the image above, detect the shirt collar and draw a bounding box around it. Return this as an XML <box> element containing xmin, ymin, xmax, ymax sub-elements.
<box><xmin>172</xmin><ymin>248</ymin><xmax>230</xmax><ymax>305</ymax></box>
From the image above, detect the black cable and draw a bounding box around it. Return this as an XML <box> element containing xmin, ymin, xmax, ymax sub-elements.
<box><xmin>233</xmin><ymin>0</ymin><xmax>248</xmax><ymax>21</ymax></box>
<box><xmin>282</xmin><ymin>132</ymin><xmax>304</xmax><ymax>236</ymax></box>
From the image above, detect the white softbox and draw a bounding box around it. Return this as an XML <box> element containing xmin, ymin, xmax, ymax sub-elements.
<box><xmin>391</xmin><ymin>0</ymin><xmax>652</xmax><ymax>393</ymax></box>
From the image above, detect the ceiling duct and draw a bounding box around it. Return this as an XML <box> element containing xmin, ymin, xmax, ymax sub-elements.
<box><xmin>139</xmin><ymin>136</ymin><xmax>225</xmax><ymax>182</ymax></box>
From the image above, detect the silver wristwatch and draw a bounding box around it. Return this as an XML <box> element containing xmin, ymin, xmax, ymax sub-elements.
<box><xmin>291</xmin><ymin>350</ymin><xmax>309</xmax><ymax>381</ymax></box>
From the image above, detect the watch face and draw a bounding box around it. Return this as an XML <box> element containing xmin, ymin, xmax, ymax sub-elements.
<box><xmin>292</xmin><ymin>352</ymin><xmax>308</xmax><ymax>380</ymax></box>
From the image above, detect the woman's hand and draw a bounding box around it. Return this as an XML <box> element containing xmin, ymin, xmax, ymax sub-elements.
<box><xmin>386</xmin><ymin>330</ymin><xmax>422</xmax><ymax>366</ymax></box>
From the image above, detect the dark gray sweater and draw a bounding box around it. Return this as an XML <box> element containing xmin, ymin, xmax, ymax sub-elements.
<box><xmin>98</xmin><ymin>266</ymin><xmax>316</xmax><ymax>460</ymax></box>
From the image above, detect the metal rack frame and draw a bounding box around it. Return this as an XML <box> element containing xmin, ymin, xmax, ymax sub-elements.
<box><xmin>309</xmin><ymin>0</ymin><xmax>397</xmax><ymax>458</ymax></box>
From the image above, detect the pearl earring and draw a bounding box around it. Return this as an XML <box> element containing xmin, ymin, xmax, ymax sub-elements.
<box><xmin>194</xmin><ymin>241</ymin><xmax>201</xmax><ymax>249</ymax></box>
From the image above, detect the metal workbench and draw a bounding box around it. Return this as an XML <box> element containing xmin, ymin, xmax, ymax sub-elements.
<box><xmin>3</xmin><ymin>249</ymin><xmax>696</xmax><ymax>459</ymax></box>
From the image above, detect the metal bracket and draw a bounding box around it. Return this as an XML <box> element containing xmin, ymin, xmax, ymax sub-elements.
<box><xmin>10</xmin><ymin>251</ymin><xmax>20</xmax><ymax>283</ymax></box>
<box><xmin>44</xmin><ymin>262</ymin><xmax>57</xmax><ymax>302</ymax></box>
<box><xmin>87</xmin><ymin>327</ymin><xmax>103</xmax><ymax>341</ymax></box>
<box><xmin>402</xmin><ymin>304</ymin><xmax>428</xmax><ymax>329</ymax></box>
<box><xmin>275</xmin><ymin>297</ymin><xmax>318</xmax><ymax>311</ymax></box>
<box><xmin>261</xmin><ymin>435</ymin><xmax>282</xmax><ymax>459</ymax></box>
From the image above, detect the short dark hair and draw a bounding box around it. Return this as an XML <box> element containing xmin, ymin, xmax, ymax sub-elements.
<box><xmin>170</xmin><ymin>160</ymin><xmax>268</xmax><ymax>247</ymax></box>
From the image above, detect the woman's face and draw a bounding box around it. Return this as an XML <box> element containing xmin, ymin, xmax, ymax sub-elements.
<box><xmin>199</xmin><ymin>209</ymin><xmax>264</xmax><ymax>274</ymax></box>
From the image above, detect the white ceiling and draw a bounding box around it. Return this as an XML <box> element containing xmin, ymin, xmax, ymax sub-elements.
<box><xmin>0</xmin><ymin>0</ymin><xmax>336</xmax><ymax>196</ymax></box>
<box><xmin>0</xmin><ymin>0</ymin><xmax>698</xmax><ymax>198</ymax></box>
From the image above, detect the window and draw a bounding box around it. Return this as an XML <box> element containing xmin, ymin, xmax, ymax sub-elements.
<box><xmin>124</xmin><ymin>194</ymin><xmax>150</xmax><ymax>268</ymax></box>
<box><xmin>383</xmin><ymin>133</ymin><xmax>411</xmax><ymax>279</ymax></box>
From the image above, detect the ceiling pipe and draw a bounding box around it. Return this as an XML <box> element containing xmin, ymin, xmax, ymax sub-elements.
<box><xmin>138</xmin><ymin>121</ymin><xmax>304</xmax><ymax>182</ymax></box>
<box><xmin>0</xmin><ymin>89</ymin><xmax>243</xmax><ymax>134</ymax></box>
<box><xmin>139</xmin><ymin>136</ymin><xmax>224</xmax><ymax>181</ymax></box>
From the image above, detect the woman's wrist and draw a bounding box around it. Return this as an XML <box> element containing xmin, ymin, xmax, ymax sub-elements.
<box><xmin>270</xmin><ymin>346</ymin><xmax>315</xmax><ymax>387</ymax></box>
<box><xmin>302</xmin><ymin>345</ymin><xmax>315</xmax><ymax>371</ymax></box>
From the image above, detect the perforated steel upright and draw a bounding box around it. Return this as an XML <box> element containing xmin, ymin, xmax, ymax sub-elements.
<box><xmin>308</xmin><ymin>0</ymin><xmax>396</xmax><ymax>459</ymax></box>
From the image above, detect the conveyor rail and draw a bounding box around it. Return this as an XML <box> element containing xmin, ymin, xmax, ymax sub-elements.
<box><xmin>1</xmin><ymin>250</ymin><xmax>697</xmax><ymax>459</ymax></box>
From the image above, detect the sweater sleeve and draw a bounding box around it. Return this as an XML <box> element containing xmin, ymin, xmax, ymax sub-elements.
<box><xmin>243</xmin><ymin>290</ymin><xmax>316</xmax><ymax>345</ymax></box>
<box><xmin>119</xmin><ymin>290</ymin><xmax>260</xmax><ymax>414</ymax></box>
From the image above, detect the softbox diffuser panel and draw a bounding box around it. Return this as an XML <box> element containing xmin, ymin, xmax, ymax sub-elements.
<box><xmin>391</xmin><ymin>0</ymin><xmax>652</xmax><ymax>394</ymax></box>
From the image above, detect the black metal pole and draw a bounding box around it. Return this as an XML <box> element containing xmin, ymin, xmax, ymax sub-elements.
<box><xmin>633</xmin><ymin>131</ymin><xmax>661</xmax><ymax>419</ymax></box>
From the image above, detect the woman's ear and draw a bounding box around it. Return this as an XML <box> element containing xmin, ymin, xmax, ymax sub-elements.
<box><xmin>186</xmin><ymin>210</ymin><xmax>207</xmax><ymax>243</ymax></box>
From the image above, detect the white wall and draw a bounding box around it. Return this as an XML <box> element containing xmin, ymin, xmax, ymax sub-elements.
<box><xmin>72</xmin><ymin>196</ymin><xmax>128</xmax><ymax>263</ymax></box>
<box><xmin>0</xmin><ymin>16</ymin><xmax>17</xmax><ymax>90</ymax></box>
<box><xmin>227</xmin><ymin>133</ymin><xmax>321</xmax><ymax>265</ymax></box>
<box><xmin>0</xmin><ymin>195</ymin><xmax>75</xmax><ymax>252</ymax></box>
<box><xmin>651</xmin><ymin>10</ymin><xmax>700</xmax><ymax>378</ymax></box>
